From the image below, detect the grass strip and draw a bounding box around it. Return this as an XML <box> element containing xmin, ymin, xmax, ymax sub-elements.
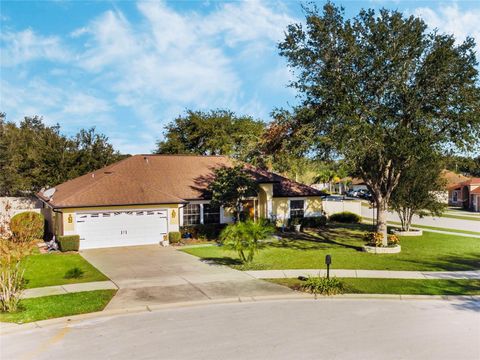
<box><xmin>0</xmin><ymin>290</ymin><xmax>116</xmax><ymax>323</ymax></box>
<box><xmin>267</xmin><ymin>278</ymin><xmax>480</xmax><ymax>296</ymax></box>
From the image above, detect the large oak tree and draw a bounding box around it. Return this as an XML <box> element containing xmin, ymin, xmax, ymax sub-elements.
<box><xmin>275</xmin><ymin>3</ymin><xmax>480</xmax><ymax>244</ymax></box>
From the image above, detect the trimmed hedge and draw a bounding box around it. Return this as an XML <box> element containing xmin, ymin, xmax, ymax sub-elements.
<box><xmin>301</xmin><ymin>216</ymin><xmax>327</xmax><ymax>228</ymax></box>
<box><xmin>10</xmin><ymin>211</ymin><xmax>45</xmax><ymax>241</ymax></box>
<box><xmin>180</xmin><ymin>223</ymin><xmax>226</xmax><ymax>240</ymax></box>
<box><xmin>329</xmin><ymin>211</ymin><xmax>361</xmax><ymax>224</ymax></box>
<box><xmin>168</xmin><ymin>231</ymin><xmax>182</xmax><ymax>244</ymax></box>
<box><xmin>58</xmin><ymin>235</ymin><xmax>80</xmax><ymax>252</ymax></box>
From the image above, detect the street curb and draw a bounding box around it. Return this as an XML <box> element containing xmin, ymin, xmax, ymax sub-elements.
<box><xmin>2</xmin><ymin>294</ymin><xmax>479</xmax><ymax>335</ymax></box>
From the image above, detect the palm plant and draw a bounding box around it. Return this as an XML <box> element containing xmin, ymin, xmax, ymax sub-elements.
<box><xmin>220</xmin><ymin>220</ymin><xmax>274</xmax><ymax>263</ymax></box>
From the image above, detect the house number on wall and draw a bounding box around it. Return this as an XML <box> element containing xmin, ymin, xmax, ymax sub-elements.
<box><xmin>120</xmin><ymin>230</ymin><xmax>127</xmax><ymax>235</ymax></box>
<box><xmin>68</xmin><ymin>214</ymin><xmax>73</xmax><ymax>224</ymax></box>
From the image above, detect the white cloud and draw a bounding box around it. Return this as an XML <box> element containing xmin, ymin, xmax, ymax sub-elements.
<box><xmin>1</xmin><ymin>0</ymin><xmax>298</xmax><ymax>153</ymax></box>
<box><xmin>0</xmin><ymin>29</ymin><xmax>70</xmax><ymax>66</ymax></box>
<box><xmin>414</xmin><ymin>4</ymin><xmax>480</xmax><ymax>55</ymax></box>
<box><xmin>0</xmin><ymin>79</ymin><xmax>113</xmax><ymax>128</ymax></box>
<box><xmin>202</xmin><ymin>0</ymin><xmax>294</xmax><ymax>46</ymax></box>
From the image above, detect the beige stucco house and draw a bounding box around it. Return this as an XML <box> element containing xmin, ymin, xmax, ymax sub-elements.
<box><xmin>36</xmin><ymin>155</ymin><xmax>325</xmax><ymax>249</ymax></box>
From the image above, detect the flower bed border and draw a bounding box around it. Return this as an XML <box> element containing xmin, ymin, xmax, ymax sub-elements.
<box><xmin>363</xmin><ymin>245</ymin><xmax>401</xmax><ymax>254</ymax></box>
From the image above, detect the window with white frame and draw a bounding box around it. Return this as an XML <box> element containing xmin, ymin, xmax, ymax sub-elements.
<box><xmin>183</xmin><ymin>204</ymin><xmax>201</xmax><ymax>226</ymax></box>
<box><xmin>290</xmin><ymin>200</ymin><xmax>305</xmax><ymax>219</ymax></box>
<box><xmin>203</xmin><ymin>203</ymin><xmax>220</xmax><ymax>224</ymax></box>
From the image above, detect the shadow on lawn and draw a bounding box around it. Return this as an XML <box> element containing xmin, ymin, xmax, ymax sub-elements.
<box><xmin>402</xmin><ymin>253</ymin><xmax>480</xmax><ymax>271</ymax></box>
<box><xmin>273</xmin><ymin>227</ymin><xmax>365</xmax><ymax>252</ymax></box>
<box><xmin>201</xmin><ymin>257</ymin><xmax>243</xmax><ymax>266</ymax></box>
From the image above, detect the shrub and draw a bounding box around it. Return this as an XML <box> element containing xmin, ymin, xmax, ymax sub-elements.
<box><xmin>64</xmin><ymin>267</ymin><xmax>84</xmax><ymax>279</ymax></box>
<box><xmin>10</xmin><ymin>211</ymin><xmax>44</xmax><ymax>243</ymax></box>
<box><xmin>0</xmin><ymin>261</ymin><xmax>25</xmax><ymax>313</ymax></box>
<box><xmin>301</xmin><ymin>216</ymin><xmax>327</xmax><ymax>228</ymax></box>
<box><xmin>301</xmin><ymin>276</ymin><xmax>345</xmax><ymax>297</ymax></box>
<box><xmin>180</xmin><ymin>224</ymin><xmax>226</xmax><ymax>240</ymax></box>
<box><xmin>388</xmin><ymin>234</ymin><xmax>400</xmax><ymax>245</ymax></box>
<box><xmin>363</xmin><ymin>232</ymin><xmax>400</xmax><ymax>247</ymax></box>
<box><xmin>58</xmin><ymin>235</ymin><xmax>80</xmax><ymax>252</ymax></box>
<box><xmin>363</xmin><ymin>232</ymin><xmax>384</xmax><ymax>246</ymax></box>
<box><xmin>168</xmin><ymin>231</ymin><xmax>182</xmax><ymax>244</ymax></box>
<box><xmin>220</xmin><ymin>220</ymin><xmax>274</xmax><ymax>263</ymax></box>
<box><xmin>329</xmin><ymin>211</ymin><xmax>361</xmax><ymax>223</ymax></box>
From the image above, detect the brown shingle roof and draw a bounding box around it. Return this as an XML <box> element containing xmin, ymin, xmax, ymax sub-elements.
<box><xmin>441</xmin><ymin>170</ymin><xmax>469</xmax><ymax>188</ymax></box>
<box><xmin>37</xmin><ymin>155</ymin><xmax>322</xmax><ymax>208</ymax></box>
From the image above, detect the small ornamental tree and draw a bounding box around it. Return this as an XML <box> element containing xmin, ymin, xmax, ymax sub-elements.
<box><xmin>275</xmin><ymin>3</ymin><xmax>480</xmax><ymax>245</ymax></box>
<box><xmin>390</xmin><ymin>154</ymin><xmax>446</xmax><ymax>232</ymax></box>
<box><xmin>208</xmin><ymin>165</ymin><xmax>259</xmax><ymax>222</ymax></box>
<box><xmin>220</xmin><ymin>220</ymin><xmax>274</xmax><ymax>263</ymax></box>
<box><xmin>0</xmin><ymin>203</ymin><xmax>37</xmax><ymax>313</ymax></box>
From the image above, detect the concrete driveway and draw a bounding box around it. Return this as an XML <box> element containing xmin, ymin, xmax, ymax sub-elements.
<box><xmin>81</xmin><ymin>245</ymin><xmax>292</xmax><ymax>309</ymax></box>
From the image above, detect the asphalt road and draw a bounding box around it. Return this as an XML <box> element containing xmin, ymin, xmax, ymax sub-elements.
<box><xmin>2</xmin><ymin>298</ymin><xmax>479</xmax><ymax>360</ymax></box>
<box><xmin>361</xmin><ymin>206</ymin><xmax>480</xmax><ymax>232</ymax></box>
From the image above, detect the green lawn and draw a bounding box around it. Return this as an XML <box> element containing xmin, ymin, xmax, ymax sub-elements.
<box><xmin>0</xmin><ymin>290</ymin><xmax>116</xmax><ymax>323</ymax></box>
<box><xmin>182</xmin><ymin>223</ymin><xmax>480</xmax><ymax>271</ymax></box>
<box><xmin>268</xmin><ymin>278</ymin><xmax>480</xmax><ymax>295</ymax></box>
<box><xmin>22</xmin><ymin>253</ymin><xmax>108</xmax><ymax>289</ymax></box>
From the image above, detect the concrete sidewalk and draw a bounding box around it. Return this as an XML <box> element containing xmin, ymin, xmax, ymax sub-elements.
<box><xmin>245</xmin><ymin>269</ymin><xmax>480</xmax><ymax>280</ymax></box>
<box><xmin>22</xmin><ymin>281</ymin><xmax>117</xmax><ymax>299</ymax></box>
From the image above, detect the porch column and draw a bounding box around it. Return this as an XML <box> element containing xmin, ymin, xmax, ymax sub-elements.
<box><xmin>259</xmin><ymin>183</ymin><xmax>274</xmax><ymax>220</ymax></box>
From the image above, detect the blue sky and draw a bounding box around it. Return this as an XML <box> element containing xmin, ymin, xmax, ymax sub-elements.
<box><xmin>1</xmin><ymin>1</ymin><xmax>479</xmax><ymax>154</ymax></box>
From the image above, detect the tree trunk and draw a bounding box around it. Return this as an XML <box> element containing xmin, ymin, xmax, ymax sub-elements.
<box><xmin>376</xmin><ymin>198</ymin><xmax>388</xmax><ymax>246</ymax></box>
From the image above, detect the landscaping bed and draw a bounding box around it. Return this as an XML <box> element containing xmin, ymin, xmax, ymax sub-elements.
<box><xmin>0</xmin><ymin>290</ymin><xmax>116</xmax><ymax>323</ymax></box>
<box><xmin>267</xmin><ymin>278</ymin><xmax>480</xmax><ymax>296</ymax></box>
<box><xmin>182</xmin><ymin>223</ymin><xmax>480</xmax><ymax>271</ymax></box>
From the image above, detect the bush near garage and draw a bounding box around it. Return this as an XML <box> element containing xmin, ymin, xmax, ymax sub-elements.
<box><xmin>58</xmin><ymin>235</ymin><xmax>80</xmax><ymax>252</ymax></box>
<box><xmin>301</xmin><ymin>216</ymin><xmax>327</xmax><ymax>228</ymax></box>
<box><xmin>168</xmin><ymin>231</ymin><xmax>182</xmax><ymax>244</ymax></box>
<box><xmin>329</xmin><ymin>212</ymin><xmax>361</xmax><ymax>224</ymax></box>
<box><xmin>10</xmin><ymin>211</ymin><xmax>45</xmax><ymax>242</ymax></box>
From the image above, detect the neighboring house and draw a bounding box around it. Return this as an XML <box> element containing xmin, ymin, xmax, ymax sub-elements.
<box><xmin>448</xmin><ymin>177</ymin><xmax>480</xmax><ymax>212</ymax></box>
<box><xmin>436</xmin><ymin>170</ymin><xmax>470</xmax><ymax>204</ymax></box>
<box><xmin>36</xmin><ymin>155</ymin><xmax>324</xmax><ymax>249</ymax></box>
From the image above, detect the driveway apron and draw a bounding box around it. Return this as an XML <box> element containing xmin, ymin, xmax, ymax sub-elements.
<box><xmin>81</xmin><ymin>245</ymin><xmax>292</xmax><ymax>309</ymax></box>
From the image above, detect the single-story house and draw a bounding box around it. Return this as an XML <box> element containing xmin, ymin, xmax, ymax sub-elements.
<box><xmin>37</xmin><ymin>155</ymin><xmax>324</xmax><ymax>249</ymax></box>
<box><xmin>448</xmin><ymin>177</ymin><xmax>480</xmax><ymax>212</ymax></box>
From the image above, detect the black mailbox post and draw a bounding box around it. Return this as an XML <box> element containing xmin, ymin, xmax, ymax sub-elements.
<box><xmin>325</xmin><ymin>254</ymin><xmax>332</xmax><ymax>279</ymax></box>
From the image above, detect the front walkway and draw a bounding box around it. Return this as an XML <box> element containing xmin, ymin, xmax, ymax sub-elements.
<box><xmin>245</xmin><ymin>269</ymin><xmax>480</xmax><ymax>280</ymax></box>
<box><xmin>20</xmin><ymin>269</ymin><xmax>479</xmax><ymax>300</ymax></box>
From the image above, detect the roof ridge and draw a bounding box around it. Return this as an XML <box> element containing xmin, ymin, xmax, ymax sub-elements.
<box><xmin>55</xmin><ymin>168</ymin><xmax>126</xmax><ymax>206</ymax></box>
<box><xmin>137</xmin><ymin>154</ymin><xmax>230</xmax><ymax>158</ymax></box>
<box><xmin>45</xmin><ymin>155</ymin><xmax>133</xmax><ymax>191</ymax></box>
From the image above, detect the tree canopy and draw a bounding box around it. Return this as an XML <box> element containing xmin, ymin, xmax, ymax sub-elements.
<box><xmin>390</xmin><ymin>153</ymin><xmax>446</xmax><ymax>231</ymax></box>
<box><xmin>207</xmin><ymin>165</ymin><xmax>259</xmax><ymax>222</ymax></box>
<box><xmin>274</xmin><ymin>3</ymin><xmax>480</xmax><ymax>244</ymax></box>
<box><xmin>155</xmin><ymin>109</ymin><xmax>265</xmax><ymax>162</ymax></box>
<box><xmin>0</xmin><ymin>114</ymin><xmax>124</xmax><ymax>196</ymax></box>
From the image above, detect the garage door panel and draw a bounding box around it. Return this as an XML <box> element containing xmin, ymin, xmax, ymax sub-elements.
<box><xmin>76</xmin><ymin>210</ymin><xmax>168</xmax><ymax>249</ymax></box>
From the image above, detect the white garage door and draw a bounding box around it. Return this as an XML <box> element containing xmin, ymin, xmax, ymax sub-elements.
<box><xmin>76</xmin><ymin>210</ymin><xmax>168</xmax><ymax>249</ymax></box>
